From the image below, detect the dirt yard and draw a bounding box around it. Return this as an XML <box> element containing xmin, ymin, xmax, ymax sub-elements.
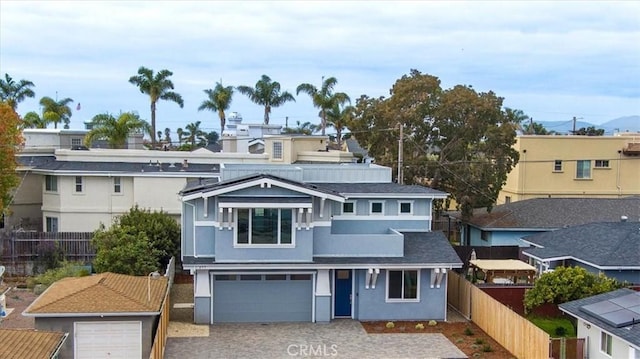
<box><xmin>0</xmin><ymin>285</ymin><xmax>37</xmax><ymax>329</ymax></box>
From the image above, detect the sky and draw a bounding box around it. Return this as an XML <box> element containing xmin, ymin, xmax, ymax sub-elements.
<box><xmin>1</xmin><ymin>1</ymin><xmax>639</xmax><ymax>136</ymax></box>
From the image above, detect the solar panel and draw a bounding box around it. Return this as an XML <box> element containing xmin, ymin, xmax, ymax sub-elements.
<box><xmin>580</xmin><ymin>292</ymin><xmax>640</xmax><ymax>328</ymax></box>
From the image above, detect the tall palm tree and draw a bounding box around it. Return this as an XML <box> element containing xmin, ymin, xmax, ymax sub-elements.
<box><xmin>326</xmin><ymin>104</ymin><xmax>355</xmax><ymax>149</ymax></box>
<box><xmin>237</xmin><ymin>75</ymin><xmax>295</xmax><ymax>125</ymax></box>
<box><xmin>39</xmin><ymin>96</ymin><xmax>73</xmax><ymax>129</ymax></box>
<box><xmin>128</xmin><ymin>66</ymin><xmax>184</xmax><ymax>146</ymax></box>
<box><xmin>164</xmin><ymin>127</ymin><xmax>172</xmax><ymax>145</ymax></box>
<box><xmin>84</xmin><ymin>112</ymin><xmax>147</xmax><ymax>149</ymax></box>
<box><xmin>296</xmin><ymin>76</ymin><xmax>350</xmax><ymax>136</ymax></box>
<box><xmin>198</xmin><ymin>82</ymin><xmax>234</xmax><ymax>135</ymax></box>
<box><xmin>177</xmin><ymin>128</ymin><xmax>184</xmax><ymax>146</ymax></box>
<box><xmin>0</xmin><ymin>73</ymin><xmax>35</xmax><ymax>111</ymax></box>
<box><xmin>184</xmin><ymin>121</ymin><xmax>205</xmax><ymax>148</ymax></box>
<box><xmin>22</xmin><ymin>111</ymin><xmax>48</xmax><ymax>129</ymax></box>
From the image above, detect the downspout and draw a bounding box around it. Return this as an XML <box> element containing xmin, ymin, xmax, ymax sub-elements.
<box><xmin>616</xmin><ymin>150</ymin><xmax>622</xmax><ymax>197</ymax></box>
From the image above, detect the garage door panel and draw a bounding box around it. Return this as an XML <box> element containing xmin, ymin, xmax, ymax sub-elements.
<box><xmin>214</xmin><ymin>278</ymin><xmax>312</xmax><ymax>322</ymax></box>
<box><xmin>75</xmin><ymin>321</ymin><xmax>142</xmax><ymax>359</ymax></box>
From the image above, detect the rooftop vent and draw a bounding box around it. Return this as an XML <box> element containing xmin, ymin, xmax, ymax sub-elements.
<box><xmin>621</xmin><ymin>215</ymin><xmax>628</xmax><ymax>222</ymax></box>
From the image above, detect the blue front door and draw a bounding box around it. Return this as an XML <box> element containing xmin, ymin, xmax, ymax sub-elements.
<box><xmin>334</xmin><ymin>270</ymin><xmax>352</xmax><ymax>317</ymax></box>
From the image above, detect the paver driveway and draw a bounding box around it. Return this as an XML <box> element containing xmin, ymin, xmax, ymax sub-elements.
<box><xmin>165</xmin><ymin>319</ymin><xmax>467</xmax><ymax>359</ymax></box>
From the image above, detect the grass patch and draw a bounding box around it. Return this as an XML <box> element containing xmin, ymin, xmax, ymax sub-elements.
<box><xmin>528</xmin><ymin>316</ymin><xmax>576</xmax><ymax>338</ymax></box>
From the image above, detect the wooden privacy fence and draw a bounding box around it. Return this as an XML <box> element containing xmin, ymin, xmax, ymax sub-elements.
<box><xmin>1</xmin><ymin>231</ymin><xmax>95</xmax><ymax>261</ymax></box>
<box><xmin>447</xmin><ymin>271</ymin><xmax>550</xmax><ymax>359</ymax></box>
<box><xmin>149</xmin><ymin>257</ymin><xmax>175</xmax><ymax>359</ymax></box>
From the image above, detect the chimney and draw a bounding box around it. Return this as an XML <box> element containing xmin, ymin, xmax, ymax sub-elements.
<box><xmin>621</xmin><ymin>215</ymin><xmax>628</xmax><ymax>222</ymax></box>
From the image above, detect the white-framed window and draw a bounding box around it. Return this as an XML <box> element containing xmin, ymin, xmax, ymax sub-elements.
<box><xmin>71</xmin><ymin>138</ymin><xmax>82</xmax><ymax>146</ymax></box>
<box><xmin>75</xmin><ymin>176</ymin><xmax>83</xmax><ymax>192</ymax></box>
<box><xmin>554</xmin><ymin>160</ymin><xmax>562</xmax><ymax>172</ymax></box>
<box><xmin>600</xmin><ymin>331</ymin><xmax>612</xmax><ymax>356</ymax></box>
<box><xmin>272</xmin><ymin>141</ymin><xmax>283</xmax><ymax>160</ymax></box>
<box><xmin>386</xmin><ymin>270</ymin><xmax>419</xmax><ymax>301</ymax></box>
<box><xmin>369</xmin><ymin>201</ymin><xmax>384</xmax><ymax>215</ymax></box>
<box><xmin>576</xmin><ymin>160</ymin><xmax>591</xmax><ymax>179</ymax></box>
<box><xmin>398</xmin><ymin>201</ymin><xmax>413</xmax><ymax>215</ymax></box>
<box><xmin>342</xmin><ymin>201</ymin><xmax>355</xmax><ymax>214</ymax></box>
<box><xmin>595</xmin><ymin>160</ymin><xmax>610</xmax><ymax>168</ymax></box>
<box><xmin>45</xmin><ymin>175</ymin><xmax>58</xmax><ymax>192</ymax></box>
<box><xmin>113</xmin><ymin>177</ymin><xmax>122</xmax><ymax>193</ymax></box>
<box><xmin>46</xmin><ymin>217</ymin><xmax>58</xmax><ymax>232</ymax></box>
<box><xmin>236</xmin><ymin>208</ymin><xmax>293</xmax><ymax>245</ymax></box>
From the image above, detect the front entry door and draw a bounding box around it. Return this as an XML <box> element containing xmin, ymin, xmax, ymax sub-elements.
<box><xmin>334</xmin><ymin>269</ymin><xmax>352</xmax><ymax>317</ymax></box>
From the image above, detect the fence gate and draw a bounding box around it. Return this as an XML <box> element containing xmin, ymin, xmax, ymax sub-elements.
<box><xmin>549</xmin><ymin>338</ymin><xmax>585</xmax><ymax>359</ymax></box>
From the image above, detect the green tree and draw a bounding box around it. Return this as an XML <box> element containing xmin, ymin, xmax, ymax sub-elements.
<box><xmin>177</xmin><ymin>127</ymin><xmax>184</xmax><ymax>146</ymax></box>
<box><xmin>349</xmin><ymin>70</ymin><xmax>522</xmax><ymax>218</ymax></box>
<box><xmin>0</xmin><ymin>103</ymin><xmax>22</xmax><ymax>213</ymax></box>
<box><xmin>84</xmin><ymin>112</ymin><xmax>148</xmax><ymax>149</ymax></box>
<box><xmin>0</xmin><ymin>73</ymin><xmax>35</xmax><ymax>111</ymax></box>
<box><xmin>296</xmin><ymin>76</ymin><xmax>350</xmax><ymax>136</ymax></box>
<box><xmin>164</xmin><ymin>127</ymin><xmax>172</xmax><ymax>145</ymax></box>
<box><xmin>524</xmin><ymin>266</ymin><xmax>623</xmax><ymax>312</ymax></box>
<box><xmin>204</xmin><ymin>131</ymin><xmax>219</xmax><ymax>146</ymax></box>
<box><xmin>575</xmin><ymin>126</ymin><xmax>605</xmax><ymax>136</ymax></box>
<box><xmin>184</xmin><ymin>121</ymin><xmax>205</xmax><ymax>148</ymax></box>
<box><xmin>128</xmin><ymin>66</ymin><xmax>184</xmax><ymax>146</ymax></box>
<box><xmin>198</xmin><ymin>82</ymin><xmax>234</xmax><ymax>135</ymax></box>
<box><xmin>39</xmin><ymin>96</ymin><xmax>74</xmax><ymax>129</ymax></box>
<box><xmin>282</xmin><ymin>120</ymin><xmax>318</xmax><ymax>135</ymax></box>
<box><xmin>326</xmin><ymin>104</ymin><xmax>355</xmax><ymax>148</ymax></box>
<box><xmin>92</xmin><ymin>206</ymin><xmax>180</xmax><ymax>274</ymax></box>
<box><xmin>237</xmin><ymin>75</ymin><xmax>295</xmax><ymax>125</ymax></box>
<box><xmin>22</xmin><ymin>111</ymin><xmax>48</xmax><ymax>129</ymax></box>
<box><xmin>522</xmin><ymin>121</ymin><xmax>549</xmax><ymax>135</ymax></box>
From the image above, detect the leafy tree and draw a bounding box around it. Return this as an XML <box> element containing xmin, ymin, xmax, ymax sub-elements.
<box><xmin>84</xmin><ymin>112</ymin><xmax>148</xmax><ymax>148</ymax></box>
<box><xmin>129</xmin><ymin>66</ymin><xmax>184</xmax><ymax>146</ymax></box>
<box><xmin>326</xmin><ymin>104</ymin><xmax>355</xmax><ymax>148</ymax></box>
<box><xmin>0</xmin><ymin>73</ymin><xmax>35</xmax><ymax>110</ymax></box>
<box><xmin>0</xmin><ymin>103</ymin><xmax>22</xmax><ymax>213</ymax></box>
<box><xmin>297</xmin><ymin>76</ymin><xmax>350</xmax><ymax>136</ymax></box>
<box><xmin>575</xmin><ymin>126</ymin><xmax>605</xmax><ymax>136</ymax></box>
<box><xmin>92</xmin><ymin>206</ymin><xmax>180</xmax><ymax>274</ymax></box>
<box><xmin>198</xmin><ymin>82</ymin><xmax>234</xmax><ymax>134</ymax></box>
<box><xmin>237</xmin><ymin>75</ymin><xmax>295</xmax><ymax>125</ymax></box>
<box><xmin>282</xmin><ymin>120</ymin><xmax>318</xmax><ymax>135</ymax></box>
<box><xmin>39</xmin><ymin>96</ymin><xmax>74</xmax><ymax>129</ymax></box>
<box><xmin>522</xmin><ymin>121</ymin><xmax>549</xmax><ymax>135</ymax></box>
<box><xmin>204</xmin><ymin>131</ymin><xmax>219</xmax><ymax>146</ymax></box>
<box><xmin>22</xmin><ymin>111</ymin><xmax>48</xmax><ymax>129</ymax></box>
<box><xmin>524</xmin><ymin>266</ymin><xmax>623</xmax><ymax>312</ymax></box>
<box><xmin>184</xmin><ymin>121</ymin><xmax>205</xmax><ymax>148</ymax></box>
<box><xmin>349</xmin><ymin>69</ymin><xmax>522</xmax><ymax>218</ymax></box>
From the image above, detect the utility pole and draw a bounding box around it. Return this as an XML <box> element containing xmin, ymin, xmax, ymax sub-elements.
<box><xmin>572</xmin><ymin>116</ymin><xmax>577</xmax><ymax>134</ymax></box>
<box><xmin>398</xmin><ymin>124</ymin><xmax>404</xmax><ymax>184</ymax></box>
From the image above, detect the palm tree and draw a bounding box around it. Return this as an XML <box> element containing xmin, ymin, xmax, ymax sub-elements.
<box><xmin>296</xmin><ymin>76</ymin><xmax>350</xmax><ymax>136</ymax></box>
<box><xmin>184</xmin><ymin>121</ymin><xmax>205</xmax><ymax>148</ymax></box>
<box><xmin>22</xmin><ymin>111</ymin><xmax>48</xmax><ymax>129</ymax></box>
<box><xmin>282</xmin><ymin>120</ymin><xmax>318</xmax><ymax>135</ymax></box>
<box><xmin>326</xmin><ymin>104</ymin><xmax>355</xmax><ymax>148</ymax></box>
<box><xmin>198</xmin><ymin>82</ymin><xmax>234</xmax><ymax>135</ymax></box>
<box><xmin>177</xmin><ymin>128</ymin><xmax>184</xmax><ymax>146</ymax></box>
<box><xmin>0</xmin><ymin>74</ymin><xmax>36</xmax><ymax>111</ymax></box>
<box><xmin>164</xmin><ymin>127</ymin><xmax>172</xmax><ymax>145</ymax></box>
<box><xmin>237</xmin><ymin>75</ymin><xmax>295</xmax><ymax>125</ymax></box>
<box><xmin>39</xmin><ymin>96</ymin><xmax>74</xmax><ymax>129</ymax></box>
<box><xmin>84</xmin><ymin>112</ymin><xmax>147</xmax><ymax>149</ymax></box>
<box><xmin>128</xmin><ymin>66</ymin><xmax>184</xmax><ymax>146</ymax></box>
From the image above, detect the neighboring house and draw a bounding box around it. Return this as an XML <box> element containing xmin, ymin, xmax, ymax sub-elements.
<box><xmin>23</xmin><ymin>272</ymin><xmax>168</xmax><ymax>359</ymax></box>
<box><xmin>559</xmin><ymin>288</ymin><xmax>640</xmax><ymax>359</ymax></box>
<box><xmin>522</xmin><ymin>221</ymin><xmax>640</xmax><ymax>284</ymax></box>
<box><xmin>455</xmin><ymin>197</ymin><xmax>640</xmax><ymax>247</ymax></box>
<box><xmin>180</xmin><ymin>163</ymin><xmax>462</xmax><ymax>324</ymax></box>
<box><xmin>498</xmin><ymin>134</ymin><xmax>640</xmax><ymax>204</ymax></box>
<box><xmin>345</xmin><ymin>138</ymin><xmax>375</xmax><ymax>163</ymax></box>
<box><xmin>0</xmin><ymin>328</ymin><xmax>68</xmax><ymax>359</ymax></box>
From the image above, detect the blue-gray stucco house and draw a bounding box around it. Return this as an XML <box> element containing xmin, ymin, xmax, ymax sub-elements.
<box><xmin>179</xmin><ymin>163</ymin><xmax>463</xmax><ymax>324</ymax></box>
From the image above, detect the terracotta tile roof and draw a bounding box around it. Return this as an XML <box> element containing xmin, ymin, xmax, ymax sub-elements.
<box><xmin>24</xmin><ymin>272</ymin><xmax>168</xmax><ymax>315</ymax></box>
<box><xmin>0</xmin><ymin>329</ymin><xmax>67</xmax><ymax>359</ymax></box>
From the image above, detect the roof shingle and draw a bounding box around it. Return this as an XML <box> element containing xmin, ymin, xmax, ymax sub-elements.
<box><xmin>0</xmin><ymin>329</ymin><xmax>67</xmax><ymax>359</ymax></box>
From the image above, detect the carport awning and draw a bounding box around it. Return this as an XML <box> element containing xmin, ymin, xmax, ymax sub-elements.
<box><xmin>218</xmin><ymin>197</ymin><xmax>312</xmax><ymax>208</ymax></box>
<box><xmin>469</xmin><ymin>259</ymin><xmax>537</xmax><ymax>284</ymax></box>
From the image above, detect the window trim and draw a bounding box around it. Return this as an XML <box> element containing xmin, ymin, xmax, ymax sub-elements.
<box><xmin>575</xmin><ymin>160</ymin><xmax>592</xmax><ymax>180</ymax></box>
<box><xmin>386</xmin><ymin>269</ymin><xmax>420</xmax><ymax>302</ymax></box>
<box><xmin>113</xmin><ymin>176</ymin><xmax>122</xmax><ymax>194</ymax></box>
<box><xmin>45</xmin><ymin>175</ymin><xmax>58</xmax><ymax>192</ymax></box>
<box><xmin>553</xmin><ymin>160</ymin><xmax>563</xmax><ymax>172</ymax></box>
<box><xmin>45</xmin><ymin>216</ymin><xmax>59</xmax><ymax>232</ymax></box>
<box><xmin>272</xmin><ymin>141</ymin><xmax>283</xmax><ymax>160</ymax></box>
<box><xmin>600</xmin><ymin>330</ymin><xmax>612</xmax><ymax>356</ymax></box>
<box><xmin>341</xmin><ymin>201</ymin><xmax>356</xmax><ymax>215</ymax></box>
<box><xmin>74</xmin><ymin>176</ymin><xmax>84</xmax><ymax>193</ymax></box>
<box><xmin>369</xmin><ymin>201</ymin><xmax>385</xmax><ymax>216</ymax></box>
<box><xmin>234</xmin><ymin>208</ymin><xmax>295</xmax><ymax>247</ymax></box>
<box><xmin>397</xmin><ymin>200</ymin><xmax>413</xmax><ymax>215</ymax></box>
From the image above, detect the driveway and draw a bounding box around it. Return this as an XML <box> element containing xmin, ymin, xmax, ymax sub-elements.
<box><xmin>165</xmin><ymin>319</ymin><xmax>467</xmax><ymax>359</ymax></box>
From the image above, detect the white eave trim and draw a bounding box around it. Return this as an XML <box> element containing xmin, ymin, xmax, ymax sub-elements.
<box><xmin>31</xmin><ymin>169</ymin><xmax>219</xmax><ymax>178</ymax></box>
<box><xmin>521</xmin><ymin>252</ymin><xmax>640</xmax><ymax>271</ymax></box>
<box><xmin>182</xmin><ymin>263</ymin><xmax>463</xmax><ymax>270</ymax></box>
<box><xmin>219</xmin><ymin>202</ymin><xmax>312</xmax><ymax>209</ymax></box>
<box><xmin>342</xmin><ymin>193</ymin><xmax>448</xmax><ymax>199</ymax></box>
<box><xmin>22</xmin><ymin>311</ymin><xmax>161</xmax><ymax>317</ymax></box>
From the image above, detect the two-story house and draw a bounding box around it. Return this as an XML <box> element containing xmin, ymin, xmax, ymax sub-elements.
<box><xmin>180</xmin><ymin>163</ymin><xmax>462</xmax><ymax>324</ymax></box>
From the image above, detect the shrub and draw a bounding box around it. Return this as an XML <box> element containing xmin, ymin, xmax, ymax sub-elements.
<box><xmin>415</xmin><ymin>323</ymin><xmax>425</xmax><ymax>330</ymax></box>
<box><xmin>34</xmin><ymin>241</ymin><xmax>65</xmax><ymax>274</ymax></box>
<box><xmin>28</xmin><ymin>261</ymin><xmax>90</xmax><ymax>288</ymax></box>
<box><xmin>385</xmin><ymin>321</ymin><xmax>395</xmax><ymax>329</ymax></box>
<box><xmin>482</xmin><ymin>344</ymin><xmax>493</xmax><ymax>352</ymax></box>
<box><xmin>554</xmin><ymin>326</ymin><xmax>567</xmax><ymax>336</ymax></box>
<box><xmin>428</xmin><ymin>320</ymin><xmax>437</xmax><ymax>326</ymax></box>
<box><xmin>464</xmin><ymin>327</ymin><xmax>474</xmax><ymax>336</ymax></box>
<box><xmin>474</xmin><ymin>338</ymin><xmax>485</xmax><ymax>345</ymax></box>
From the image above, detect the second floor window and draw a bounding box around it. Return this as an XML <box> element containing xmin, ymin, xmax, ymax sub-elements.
<box><xmin>236</xmin><ymin>208</ymin><xmax>293</xmax><ymax>245</ymax></box>
<box><xmin>595</xmin><ymin>160</ymin><xmax>610</xmax><ymax>168</ymax></box>
<box><xmin>45</xmin><ymin>175</ymin><xmax>57</xmax><ymax>192</ymax></box>
<box><xmin>398</xmin><ymin>201</ymin><xmax>412</xmax><ymax>215</ymax></box>
<box><xmin>370</xmin><ymin>201</ymin><xmax>384</xmax><ymax>215</ymax></box>
<box><xmin>75</xmin><ymin>176</ymin><xmax>83</xmax><ymax>192</ymax></box>
<box><xmin>273</xmin><ymin>142</ymin><xmax>283</xmax><ymax>160</ymax></box>
<box><xmin>576</xmin><ymin>160</ymin><xmax>591</xmax><ymax>179</ymax></box>
<box><xmin>554</xmin><ymin>160</ymin><xmax>562</xmax><ymax>172</ymax></box>
<box><xmin>71</xmin><ymin>138</ymin><xmax>82</xmax><ymax>146</ymax></box>
<box><xmin>342</xmin><ymin>202</ymin><xmax>355</xmax><ymax>214</ymax></box>
<box><xmin>113</xmin><ymin>177</ymin><xmax>122</xmax><ymax>193</ymax></box>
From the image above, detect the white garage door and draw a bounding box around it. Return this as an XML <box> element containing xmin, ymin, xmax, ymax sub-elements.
<box><xmin>75</xmin><ymin>321</ymin><xmax>142</xmax><ymax>359</ymax></box>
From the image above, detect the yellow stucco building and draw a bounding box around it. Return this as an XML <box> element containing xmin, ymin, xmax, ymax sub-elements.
<box><xmin>498</xmin><ymin>134</ymin><xmax>640</xmax><ymax>204</ymax></box>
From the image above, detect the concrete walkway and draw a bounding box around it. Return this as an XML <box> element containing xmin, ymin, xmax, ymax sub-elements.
<box><xmin>165</xmin><ymin>320</ymin><xmax>467</xmax><ymax>359</ymax></box>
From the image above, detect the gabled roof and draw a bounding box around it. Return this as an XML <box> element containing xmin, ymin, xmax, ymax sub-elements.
<box><xmin>559</xmin><ymin>288</ymin><xmax>640</xmax><ymax>347</ymax></box>
<box><xmin>312</xmin><ymin>182</ymin><xmax>448</xmax><ymax>198</ymax></box>
<box><xmin>23</xmin><ymin>272</ymin><xmax>168</xmax><ymax>316</ymax></box>
<box><xmin>459</xmin><ymin>197</ymin><xmax>640</xmax><ymax>230</ymax></box>
<box><xmin>522</xmin><ymin>222</ymin><xmax>640</xmax><ymax>269</ymax></box>
<box><xmin>180</xmin><ymin>173</ymin><xmax>345</xmax><ymax>202</ymax></box>
<box><xmin>0</xmin><ymin>329</ymin><xmax>67</xmax><ymax>359</ymax></box>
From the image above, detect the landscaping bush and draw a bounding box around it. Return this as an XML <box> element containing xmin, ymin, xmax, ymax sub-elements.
<box><xmin>482</xmin><ymin>344</ymin><xmax>493</xmax><ymax>352</ymax></box>
<box><xmin>554</xmin><ymin>326</ymin><xmax>567</xmax><ymax>336</ymax></box>
<box><xmin>415</xmin><ymin>323</ymin><xmax>425</xmax><ymax>330</ymax></box>
<box><xmin>28</xmin><ymin>261</ymin><xmax>90</xmax><ymax>288</ymax></box>
<box><xmin>528</xmin><ymin>316</ymin><xmax>576</xmax><ymax>337</ymax></box>
<box><xmin>464</xmin><ymin>327</ymin><xmax>474</xmax><ymax>336</ymax></box>
<box><xmin>386</xmin><ymin>321</ymin><xmax>395</xmax><ymax>329</ymax></box>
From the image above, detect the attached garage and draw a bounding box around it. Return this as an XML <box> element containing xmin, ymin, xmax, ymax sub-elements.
<box><xmin>213</xmin><ymin>273</ymin><xmax>313</xmax><ymax>322</ymax></box>
<box><xmin>74</xmin><ymin>321</ymin><xmax>142</xmax><ymax>359</ymax></box>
